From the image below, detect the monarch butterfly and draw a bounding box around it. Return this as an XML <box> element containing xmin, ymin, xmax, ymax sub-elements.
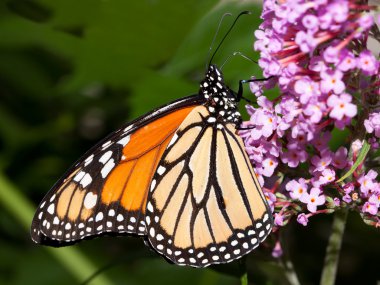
<box><xmin>31</xmin><ymin>12</ymin><xmax>273</xmax><ymax>268</ymax></box>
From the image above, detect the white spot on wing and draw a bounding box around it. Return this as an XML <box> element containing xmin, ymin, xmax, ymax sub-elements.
<box><xmin>47</xmin><ymin>204</ymin><xmax>55</xmax><ymax>214</ymax></box>
<box><xmin>117</xmin><ymin>135</ymin><xmax>130</xmax><ymax>146</ymax></box>
<box><xmin>53</xmin><ymin>216</ymin><xmax>59</xmax><ymax>224</ymax></box>
<box><xmin>49</xmin><ymin>194</ymin><xmax>56</xmax><ymax>202</ymax></box>
<box><xmin>74</xmin><ymin>171</ymin><xmax>85</xmax><ymax>182</ymax></box>
<box><xmin>84</xmin><ymin>154</ymin><xmax>94</xmax><ymax>166</ymax></box>
<box><xmin>80</xmin><ymin>173</ymin><xmax>92</xmax><ymax>188</ymax></box>
<box><xmin>101</xmin><ymin>159</ymin><xmax>115</xmax><ymax>178</ymax></box>
<box><xmin>102</xmin><ymin>140</ymin><xmax>112</xmax><ymax>149</ymax></box>
<box><xmin>123</xmin><ymin>125</ymin><xmax>133</xmax><ymax>133</ymax></box>
<box><xmin>96</xmin><ymin>212</ymin><xmax>104</xmax><ymax>222</ymax></box>
<box><xmin>168</xmin><ymin>133</ymin><xmax>178</xmax><ymax>148</ymax></box>
<box><xmin>84</xmin><ymin>192</ymin><xmax>97</xmax><ymax>209</ymax></box>
<box><xmin>99</xmin><ymin>151</ymin><xmax>113</xmax><ymax>164</ymax></box>
<box><xmin>157</xmin><ymin>166</ymin><xmax>166</xmax><ymax>175</ymax></box>
<box><xmin>150</xmin><ymin>180</ymin><xmax>156</xmax><ymax>192</ymax></box>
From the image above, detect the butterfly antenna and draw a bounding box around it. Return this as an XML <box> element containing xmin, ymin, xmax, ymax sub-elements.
<box><xmin>205</xmin><ymin>12</ymin><xmax>232</xmax><ymax>71</ymax></box>
<box><xmin>208</xmin><ymin>11</ymin><xmax>251</xmax><ymax>67</ymax></box>
<box><xmin>220</xmin><ymin>51</ymin><xmax>258</xmax><ymax>69</ymax></box>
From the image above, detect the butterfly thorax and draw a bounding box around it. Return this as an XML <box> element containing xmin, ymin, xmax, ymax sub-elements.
<box><xmin>199</xmin><ymin>65</ymin><xmax>241</xmax><ymax>125</ymax></box>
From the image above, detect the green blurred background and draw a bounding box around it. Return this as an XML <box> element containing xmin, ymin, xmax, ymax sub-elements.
<box><xmin>0</xmin><ymin>1</ymin><xmax>379</xmax><ymax>285</ymax></box>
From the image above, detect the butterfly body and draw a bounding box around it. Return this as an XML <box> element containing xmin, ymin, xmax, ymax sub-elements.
<box><xmin>31</xmin><ymin>64</ymin><xmax>273</xmax><ymax>267</ymax></box>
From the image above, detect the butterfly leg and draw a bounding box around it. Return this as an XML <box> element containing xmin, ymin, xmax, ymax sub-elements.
<box><xmin>235</xmin><ymin>76</ymin><xmax>273</xmax><ymax>102</ymax></box>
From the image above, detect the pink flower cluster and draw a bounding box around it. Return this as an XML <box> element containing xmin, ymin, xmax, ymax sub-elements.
<box><xmin>240</xmin><ymin>0</ymin><xmax>380</xmax><ymax>240</ymax></box>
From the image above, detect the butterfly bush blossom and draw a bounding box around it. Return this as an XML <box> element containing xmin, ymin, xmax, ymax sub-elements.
<box><xmin>239</xmin><ymin>0</ymin><xmax>380</xmax><ymax>256</ymax></box>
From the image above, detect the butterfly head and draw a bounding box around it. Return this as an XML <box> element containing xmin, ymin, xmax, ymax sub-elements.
<box><xmin>199</xmin><ymin>65</ymin><xmax>241</xmax><ymax>125</ymax></box>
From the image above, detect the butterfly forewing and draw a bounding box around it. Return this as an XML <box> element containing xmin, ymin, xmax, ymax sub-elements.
<box><xmin>145</xmin><ymin>106</ymin><xmax>272</xmax><ymax>267</ymax></box>
<box><xmin>31</xmin><ymin>96</ymin><xmax>201</xmax><ymax>245</ymax></box>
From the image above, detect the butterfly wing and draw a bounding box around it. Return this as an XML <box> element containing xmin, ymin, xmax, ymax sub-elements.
<box><xmin>31</xmin><ymin>95</ymin><xmax>203</xmax><ymax>245</ymax></box>
<box><xmin>145</xmin><ymin>106</ymin><xmax>273</xmax><ymax>267</ymax></box>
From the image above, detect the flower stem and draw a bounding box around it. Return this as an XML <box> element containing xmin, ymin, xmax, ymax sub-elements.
<box><xmin>280</xmin><ymin>255</ymin><xmax>301</xmax><ymax>285</ymax></box>
<box><xmin>240</xmin><ymin>272</ymin><xmax>248</xmax><ymax>285</ymax></box>
<box><xmin>239</xmin><ymin>257</ymin><xmax>248</xmax><ymax>285</ymax></box>
<box><xmin>320</xmin><ymin>209</ymin><xmax>349</xmax><ymax>285</ymax></box>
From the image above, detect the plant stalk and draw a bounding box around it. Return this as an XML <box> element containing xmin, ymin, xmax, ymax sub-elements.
<box><xmin>320</xmin><ymin>209</ymin><xmax>349</xmax><ymax>285</ymax></box>
<box><xmin>280</xmin><ymin>255</ymin><xmax>301</xmax><ymax>285</ymax></box>
<box><xmin>0</xmin><ymin>172</ymin><xmax>114</xmax><ymax>285</ymax></box>
<box><xmin>239</xmin><ymin>257</ymin><xmax>248</xmax><ymax>285</ymax></box>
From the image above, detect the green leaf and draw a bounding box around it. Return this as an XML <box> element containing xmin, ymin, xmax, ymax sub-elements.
<box><xmin>336</xmin><ymin>140</ymin><xmax>371</xmax><ymax>183</ymax></box>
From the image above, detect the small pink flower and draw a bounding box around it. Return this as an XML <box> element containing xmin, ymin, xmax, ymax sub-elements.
<box><xmin>332</xmin><ymin>147</ymin><xmax>348</xmax><ymax>169</ymax></box>
<box><xmin>297</xmin><ymin>213</ymin><xmax>309</xmax><ymax>226</ymax></box>
<box><xmin>337</xmin><ymin>49</ymin><xmax>356</xmax><ymax>71</ymax></box>
<box><xmin>281</xmin><ymin>148</ymin><xmax>308</xmax><ymax>168</ymax></box>
<box><xmin>342</xmin><ymin>194</ymin><xmax>352</xmax><ymax>203</ymax></box>
<box><xmin>274</xmin><ymin>213</ymin><xmax>284</xmax><ymax>226</ymax></box>
<box><xmin>362</xmin><ymin>202</ymin><xmax>378</xmax><ymax>215</ymax></box>
<box><xmin>294</xmin><ymin>77</ymin><xmax>319</xmax><ymax>104</ymax></box>
<box><xmin>328</xmin><ymin>1</ymin><xmax>349</xmax><ymax>23</ymax></box>
<box><xmin>364</xmin><ymin>112</ymin><xmax>380</xmax><ymax>138</ymax></box>
<box><xmin>300</xmin><ymin>188</ymin><xmax>326</xmax><ymax>213</ymax></box>
<box><xmin>351</xmin><ymin>139</ymin><xmax>363</xmax><ymax>153</ymax></box>
<box><xmin>320</xmin><ymin>69</ymin><xmax>345</xmax><ymax>94</ymax></box>
<box><xmin>312</xmin><ymin>132</ymin><xmax>331</xmax><ymax>151</ymax></box>
<box><xmin>265</xmin><ymin>191</ymin><xmax>276</xmax><ymax>212</ymax></box>
<box><xmin>295</xmin><ymin>30</ymin><xmax>317</xmax><ymax>53</ymax></box>
<box><xmin>327</xmin><ymin>93</ymin><xmax>357</xmax><ymax>120</ymax></box>
<box><xmin>311</xmin><ymin>150</ymin><xmax>333</xmax><ymax>172</ymax></box>
<box><xmin>272</xmin><ymin>241</ymin><xmax>283</xmax><ymax>258</ymax></box>
<box><xmin>304</xmin><ymin>101</ymin><xmax>325</xmax><ymax>123</ymax></box>
<box><xmin>369</xmin><ymin>194</ymin><xmax>380</xmax><ymax>207</ymax></box>
<box><xmin>302</xmin><ymin>14</ymin><xmax>319</xmax><ymax>32</ymax></box>
<box><xmin>250</xmin><ymin>109</ymin><xmax>278</xmax><ymax>139</ymax></box>
<box><xmin>261</xmin><ymin>156</ymin><xmax>279</xmax><ymax>177</ymax></box>
<box><xmin>286</xmin><ymin>178</ymin><xmax>308</xmax><ymax>200</ymax></box>
<box><xmin>369</xmin><ymin>137</ymin><xmax>380</xmax><ymax>149</ymax></box>
<box><xmin>343</xmin><ymin>182</ymin><xmax>354</xmax><ymax>194</ymax></box>
<box><xmin>249</xmin><ymin>77</ymin><xmax>264</xmax><ymax>97</ymax></box>
<box><xmin>357</xmin><ymin>14</ymin><xmax>374</xmax><ymax>30</ymax></box>
<box><xmin>358</xmin><ymin>170</ymin><xmax>378</xmax><ymax>196</ymax></box>
<box><xmin>357</xmin><ymin>50</ymin><xmax>379</xmax><ymax>75</ymax></box>
<box><xmin>318</xmin><ymin>168</ymin><xmax>336</xmax><ymax>185</ymax></box>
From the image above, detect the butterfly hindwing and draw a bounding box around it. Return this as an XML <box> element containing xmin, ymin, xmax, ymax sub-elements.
<box><xmin>31</xmin><ymin>96</ymin><xmax>201</xmax><ymax>245</ymax></box>
<box><xmin>145</xmin><ymin>106</ymin><xmax>273</xmax><ymax>267</ymax></box>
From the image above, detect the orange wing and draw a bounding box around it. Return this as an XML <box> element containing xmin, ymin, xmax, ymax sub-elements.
<box><xmin>31</xmin><ymin>97</ymin><xmax>199</xmax><ymax>245</ymax></box>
